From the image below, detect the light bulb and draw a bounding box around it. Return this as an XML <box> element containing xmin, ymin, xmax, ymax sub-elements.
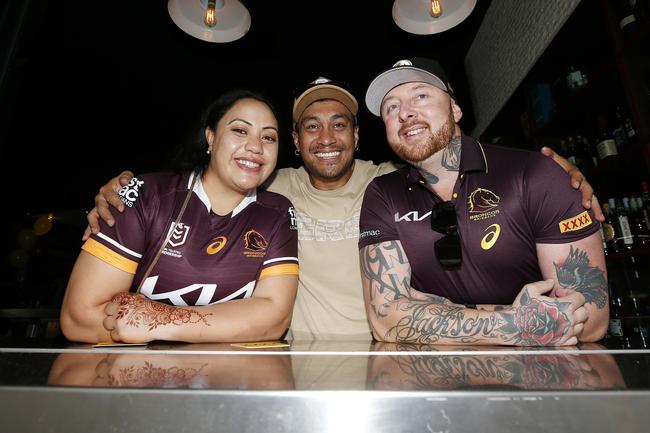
<box><xmin>430</xmin><ymin>0</ymin><xmax>442</xmax><ymax>18</ymax></box>
<box><xmin>204</xmin><ymin>0</ymin><xmax>217</xmax><ymax>27</ymax></box>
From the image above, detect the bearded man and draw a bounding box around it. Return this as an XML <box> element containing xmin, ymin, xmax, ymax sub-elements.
<box><xmin>358</xmin><ymin>58</ymin><xmax>608</xmax><ymax>346</ymax></box>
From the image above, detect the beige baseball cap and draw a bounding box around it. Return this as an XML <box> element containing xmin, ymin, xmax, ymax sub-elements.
<box><xmin>292</xmin><ymin>77</ymin><xmax>359</xmax><ymax>123</ymax></box>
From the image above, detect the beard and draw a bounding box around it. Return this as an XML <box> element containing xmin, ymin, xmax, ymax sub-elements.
<box><xmin>389</xmin><ymin>107</ymin><xmax>456</xmax><ymax>163</ymax></box>
<box><xmin>302</xmin><ymin>149</ymin><xmax>355</xmax><ymax>182</ymax></box>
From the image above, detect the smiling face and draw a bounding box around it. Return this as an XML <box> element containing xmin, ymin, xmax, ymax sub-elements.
<box><xmin>293</xmin><ymin>99</ymin><xmax>359</xmax><ymax>190</ymax></box>
<box><xmin>380</xmin><ymin>82</ymin><xmax>461</xmax><ymax>164</ymax></box>
<box><xmin>205</xmin><ymin>98</ymin><xmax>279</xmax><ymax>195</ymax></box>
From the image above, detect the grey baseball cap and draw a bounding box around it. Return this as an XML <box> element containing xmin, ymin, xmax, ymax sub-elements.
<box><xmin>365</xmin><ymin>57</ymin><xmax>454</xmax><ymax>116</ymax></box>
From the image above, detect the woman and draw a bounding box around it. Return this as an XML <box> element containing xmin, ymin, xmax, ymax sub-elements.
<box><xmin>60</xmin><ymin>89</ymin><xmax>299</xmax><ymax>344</ymax></box>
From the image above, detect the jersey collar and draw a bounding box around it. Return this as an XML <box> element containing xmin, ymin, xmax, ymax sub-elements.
<box><xmin>189</xmin><ymin>172</ymin><xmax>257</xmax><ymax>217</ymax></box>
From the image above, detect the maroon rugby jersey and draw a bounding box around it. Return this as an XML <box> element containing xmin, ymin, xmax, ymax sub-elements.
<box><xmin>358</xmin><ymin>134</ymin><xmax>599</xmax><ymax>305</ymax></box>
<box><xmin>82</xmin><ymin>172</ymin><xmax>298</xmax><ymax>306</ymax></box>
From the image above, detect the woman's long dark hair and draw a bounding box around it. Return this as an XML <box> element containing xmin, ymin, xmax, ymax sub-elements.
<box><xmin>173</xmin><ymin>89</ymin><xmax>278</xmax><ymax>175</ymax></box>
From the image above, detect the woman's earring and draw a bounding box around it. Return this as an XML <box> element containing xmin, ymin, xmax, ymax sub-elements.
<box><xmin>294</xmin><ymin>149</ymin><xmax>301</xmax><ymax>156</ymax></box>
<box><xmin>206</xmin><ymin>148</ymin><xmax>211</xmax><ymax>155</ymax></box>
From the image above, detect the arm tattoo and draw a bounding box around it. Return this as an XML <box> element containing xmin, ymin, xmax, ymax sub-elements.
<box><xmin>390</xmin><ymin>303</ymin><xmax>502</xmax><ymax>344</ymax></box>
<box><xmin>362</xmin><ymin>241</ymin><xmax>456</xmax><ymax>305</ymax></box>
<box><xmin>364</xmin><ymin>243</ymin><xmax>574</xmax><ymax>346</ymax></box>
<box><xmin>553</xmin><ymin>245</ymin><xmax>607</xmax><ymax>308</ymax></box>
<box><xmin>441</xmin><ymin>136</ymin><xmax>461</xmax><ymax>171</ymax></box>
<box><xmin>112</xmin><ymin>293</ymin><xmax>212</xmax><ymax>330</ymax></box>
<box><xmin>361</xmin><ymin>241</ymin><xmax>412</xmax><ymax>318</ymax></box>
<box><xmin>362</xmin><ymin>242</ymin><xmax>502</xmax><ymax>344</ymax></box>
<box><xmin>497</xmin><ymin>288</ymin><xmax>572</xmax><ymax>345</ymax></box>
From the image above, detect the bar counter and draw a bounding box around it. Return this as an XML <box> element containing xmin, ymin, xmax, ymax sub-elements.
<box><xmin>1</xmin><ymin>339</ymin><xmax>648</xmax><ymax>433</ymax></box>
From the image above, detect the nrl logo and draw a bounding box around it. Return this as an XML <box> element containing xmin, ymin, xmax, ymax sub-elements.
<box><xmin>167</xmin><ymin>222</ymin><xmax>190</xmax><ymax>248</ymax></box>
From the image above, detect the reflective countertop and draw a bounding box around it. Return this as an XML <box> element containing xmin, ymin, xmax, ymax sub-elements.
<box><xmin>1</xmin><ymin>338</ymin><xmax>649</xmax><ymax>433</ymax></box>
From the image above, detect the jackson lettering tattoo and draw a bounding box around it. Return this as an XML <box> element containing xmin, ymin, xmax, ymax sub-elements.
<box><xmin>362</xmin><ymin>241</ymin><xmax>575</xmax><ymax>345</ymax></box>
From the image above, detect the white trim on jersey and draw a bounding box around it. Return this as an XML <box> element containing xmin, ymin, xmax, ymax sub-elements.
<box><xmin>97</xmin><ymin>231</ymin><xmax>142</xmax><ymax>259</ymax></box>
<box><xmin>263</xmin><ymin>256</ymin><xmax>299</xmax><ymax>265</ymax></box>
<box><xmin>191</xmin><ymin>172</ymin><xmax>257</xmax><ymax>217</ymax></box>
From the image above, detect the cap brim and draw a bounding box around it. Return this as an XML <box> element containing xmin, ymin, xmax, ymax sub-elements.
<box><xmin>293</xmin><ymin>84</ymin><xmax>358</xmax><ymax>123</ymax></box>
<box><xmin>365</xmin><ymin>67</ymin><xmax>448</xmax><ymax>116</ymax></box>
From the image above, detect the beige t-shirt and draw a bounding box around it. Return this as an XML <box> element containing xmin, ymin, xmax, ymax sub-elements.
<box><xmin>265</xmin><ymin>159</ymin><xmax>399</xmax><ymax>340</ymax></box>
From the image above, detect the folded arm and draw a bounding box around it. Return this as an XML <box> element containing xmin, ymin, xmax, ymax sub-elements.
<box><xmin>536</xmin><ymin>231</ymin><xmax>609</xmax><ymax>342</ymax></box>
<box><xmin>61</xmin><ymin>251</ymin><xmax>297</xmax><ymax>343</ymax></box>
<box><xmin>359</xmin><ymin>240</ymin><xmax>585</xmax><ymax>346</ymax></box>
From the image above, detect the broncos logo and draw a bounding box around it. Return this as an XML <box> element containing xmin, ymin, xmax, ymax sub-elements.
<box><xmin>244</xmin><ymin>229</ymin><xmax>268</xmax><ymax>252</ymax></box>
<box><xmin>468</xmin><ymin>188</ymin><xmax>500</xmax><ymax>213</ymax></box>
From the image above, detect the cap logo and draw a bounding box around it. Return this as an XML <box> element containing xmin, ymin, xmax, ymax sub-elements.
<box><xmin>393</xmin><ymin>59</ymin><xmax>413</xmax><ymax>68</ymax></box>
<box><xmin>312</xmin><ymin>76</ymin><xmax>332</xmax><ymax>85</ymax></box>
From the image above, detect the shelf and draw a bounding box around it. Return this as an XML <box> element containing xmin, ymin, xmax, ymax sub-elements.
<box><xmin>606</xmin><ymin>246</ymin><xmax>650</xmax><ymax>260</ymax></box>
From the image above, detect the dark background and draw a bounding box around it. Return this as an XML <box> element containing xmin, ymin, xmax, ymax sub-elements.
<box><xmin>0</xmin><ymin>0</ymin><xmax>492</xmax><ymax>310</ymax></box>
<box><xmin>0</xmin><ymin>0</ymin><xmax>491</xmax><ymax>215</ymax></box>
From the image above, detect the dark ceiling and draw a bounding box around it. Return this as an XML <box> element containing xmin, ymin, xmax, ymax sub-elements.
<box><xmin>1</xmin><ymin>0</ymin><xmax>492</xmax><ymax>215</ymax></box>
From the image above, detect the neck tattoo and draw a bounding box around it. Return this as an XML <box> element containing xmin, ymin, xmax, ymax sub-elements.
<box><xmin>441</xmin><ymin>136</ymin><xmax>462</xmax><ymax>171</ymax></box>
<box><xmin>423</xmin><ymin>172</ymin><xmax>440</xmax><ymax>185</ymax></box>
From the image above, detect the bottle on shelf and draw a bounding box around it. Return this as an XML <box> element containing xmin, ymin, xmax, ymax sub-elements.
<box><xmin>614</xmin><ymin>0</ymin><xmax>642</xmax><ymax>52</ymax></box>
<box><xmin>565</xmin><ymin>135</ymin><xmax>578</xmax><ymax>165</ymax></box>
<box><xmin>602</xmin><ymin>201</ymin><xmax>620</xmax><ymax>254</ymax></box>
<box><xmin>578</xmin><ymin>134</ymin><xmax>598</xmax><ymax>170</ymax></box>
<box><xmin>612</xmin><ymin>197</ymin><xmax>635</xmax><ymax>250</ymax></box>
<box><xmin>636</xmin><ymin>197</ymin><xmax>650</xmax><ymax>232</ymax></box>
<box><xmin>583</xmin><ymin>134</ymin><xmax>598</xmax><ymax>168</ymax></box>
<box><xmin>596</xmin><ymin>115</ymin><xmax>618</xmax><ymax>160</ymax></box>
<box><xmin>607</xmin><ymin>281</ymin><xmax>627</xmax><ymax>341</ymax></box>
<box><xmin>640</xmin><ymin>182</ymin><xmax>650</xmax><ymax>229</ymax></box>
<box><xmin>612</xmin><ymin>106</ymin><xmax>629</xmax><ymax>149</ymax></box>
<box><xmin>628</xmin><ymin>196</ymin><xmax>650</xmax><ymax>246</ymax></box>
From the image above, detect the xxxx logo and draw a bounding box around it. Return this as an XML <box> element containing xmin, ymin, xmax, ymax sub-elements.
<box><xmin>559</xmin><ymin>211</ymin><xmax>592</xmax><ymax>233</ymax></box>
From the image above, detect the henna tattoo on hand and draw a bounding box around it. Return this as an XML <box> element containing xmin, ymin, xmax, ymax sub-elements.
<box><xmin>111</xmin><ymin>293</ymin><xmax>212</xmax><ymax>330</ymax></box>
<box><xmin>498</xmin><ymin>288</ymin><xmax>572</xmax><ymax>346</ymax></box>
<box><xmin>554</xmin><ymin>245</ymin><xmax>607</xmax><ymax>308</ymax></box>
